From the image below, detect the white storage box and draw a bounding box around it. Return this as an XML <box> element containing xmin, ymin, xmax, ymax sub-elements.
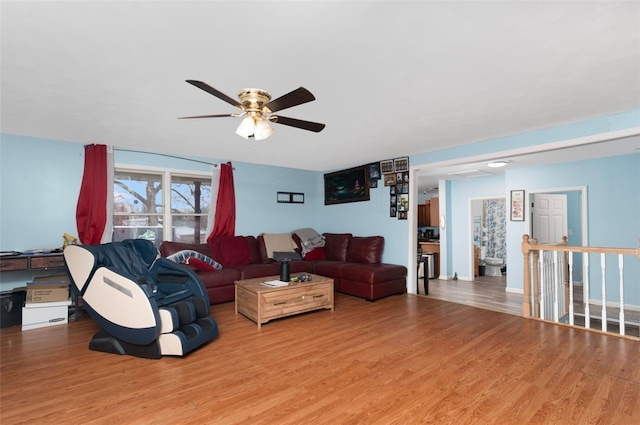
<box><xmin>22</xmin><ymin>299</ymin><xmax>71</xmax><ymax>331</ymax></box>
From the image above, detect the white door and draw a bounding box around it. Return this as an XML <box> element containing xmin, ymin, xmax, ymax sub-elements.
<box><xmin>531</xmin><ymin>194</ymin><xmax>568</xmax><ymax>244</ymax></box>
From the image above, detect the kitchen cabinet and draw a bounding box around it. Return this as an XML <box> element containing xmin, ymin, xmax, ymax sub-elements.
<box><xmin>429</xmin><ymin>197</ymin><xmax>439</xmax><ymax>227</ymax></box>
<box><xmin>417</xmin><ymin>205</ymin><xmax>430</xmax><ymax>227</ymax></box>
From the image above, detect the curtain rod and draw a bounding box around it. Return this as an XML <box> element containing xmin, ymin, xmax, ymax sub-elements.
<box><xmin>113</xmin><ymin>148</ymin><xmax>220</xmax><ymax>167</ymax></box>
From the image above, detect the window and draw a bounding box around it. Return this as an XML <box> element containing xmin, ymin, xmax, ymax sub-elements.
<box><xmin>113</xmin><ymin>168</ymin><xmax>211</xmax><ymax>246</ymax></box>
<box><xmin>170</xmin><ymin>174</ymin><xmax>211</xmax><ymax>244</ymax></box>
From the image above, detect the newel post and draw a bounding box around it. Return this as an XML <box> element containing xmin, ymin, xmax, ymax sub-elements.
<box><xmin>560</xmin><ymin>236</ymin><xmax>570</xmax><ymax>312</ymax></box>
<box><xmin>532</xmin><ymin>238</ymin><xmax>540</xmax><ymax>318</ymax></box>
<box><xmin>522</xmin><ymin>235</ymin><xmax>532</xmax><ymax>317</ymax></box>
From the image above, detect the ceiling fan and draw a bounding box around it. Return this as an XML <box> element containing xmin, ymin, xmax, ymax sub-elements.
<box><xmin>179</xmin><ymin>80</ymin><xmax>326</xmax><ymax>141</ymax></box>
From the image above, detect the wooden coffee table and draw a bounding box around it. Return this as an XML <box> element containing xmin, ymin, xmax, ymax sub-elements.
<box><xmin>235</xmin><ymin>274</ymin><xmax>334</xmax><ymax>328</ymax></box>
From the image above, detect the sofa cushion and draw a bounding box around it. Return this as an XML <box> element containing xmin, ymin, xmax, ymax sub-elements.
<box><xmin>160</xmin><ymin>241</ymin><xmax>212</xmax><ymax>258</ymax></box>
<box><xmin>347</xmin><ymin>236</ymin><xmax>384</xmax><ymax>264</ymax></box>
<box><xmin>208</xmin><ymin>236</ymin><xmax>250</xmax><ymax>268</ymax></box>
<box><xmin>244</xmin><ymin>236</ymin><xmax>261</xmax><ymax>265</ymax></box>
<box><xmin>236</xmin><ymin>263</ymin><xmax>279</xmax><ymax>280</ymax></box>
<box><xmin>341</xmin><ymin>263</ymin><xmax>407</xmax><ymax>284</ymax></box>
<box><xmin>322</xmin><ymin>233</ymin><xmax>352</xmax><ymax>262</ymax></box>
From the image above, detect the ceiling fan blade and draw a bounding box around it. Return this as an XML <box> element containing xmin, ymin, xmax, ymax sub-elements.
<box><xmin>178</xmin><ymin>113</ymin><xmax>235</xmax><ymax>119</ymax></box>
<box><xmin>264</xmin><ymin>87</ymin><xmax>316</xmax><ymax>113</ymax></box>
<box><xmin>186</xmin><ymin>80</ymin><xmax>241</xmax><ymax>108</ymax></box>
<box><xmin>272</xmin><ymin>115</ymin><xmax>325</xmax><ymax>133</ymax></box>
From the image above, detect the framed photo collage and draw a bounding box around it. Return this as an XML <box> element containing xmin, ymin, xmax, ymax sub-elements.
<box><xmin>381</xmin><ymin>157</ymin><xmax>409</xmax><ymax>219</ymax></box>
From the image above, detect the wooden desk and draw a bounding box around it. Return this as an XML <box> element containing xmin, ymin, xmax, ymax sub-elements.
<box><xmin>0</xmin><ymin>252</ymin><xmax>65</xmax><ymax>272</ymax></box>
<box><xmin>0</xmin><ymin>251</ymin><xmax>81</xmax><ymax>321</ymax></box>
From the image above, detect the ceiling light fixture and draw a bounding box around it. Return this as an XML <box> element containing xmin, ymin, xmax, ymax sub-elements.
<box><xmin>235</xmin><ymin>113</ymin><xmax>273</xmax><ymax>141</ymax></box>
<box><xmin>486</xmin><ymin>160</ymin><xmax>509</xmax><ymax>168</ymax></box>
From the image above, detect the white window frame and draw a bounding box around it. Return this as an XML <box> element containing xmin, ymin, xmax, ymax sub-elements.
<box><xmin>114</xmin><ymin>164</ymin><xmax>212</xmax><ymax>242</ymax></box>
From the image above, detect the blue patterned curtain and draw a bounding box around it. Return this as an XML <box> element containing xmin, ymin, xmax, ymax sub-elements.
<box><xmin>484</xmin><ymin>199</ymin><xmax>506</xmax><ymax>260</ymax></box>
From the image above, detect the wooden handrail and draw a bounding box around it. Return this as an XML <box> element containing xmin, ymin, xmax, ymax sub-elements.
<box><xmin>521</xmin><ymin>234</ymin><xmax>640</xmax><ymax>336</ymax></box>
<box><xmin>524</xmin><ymin>238</ymin><xmax>640</xmax><ymax>257</ymax></box>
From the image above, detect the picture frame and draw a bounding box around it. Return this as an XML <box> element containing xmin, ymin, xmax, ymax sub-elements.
<box><xmin>368</xmin><ymin>162</ymin><xmax>381</xmax><ymax>181</ymax></box>
<box><xmin>394</xmin><ymin>157</ymin><xmax>409</xmax><ymax>173</ymax></box>
<box><xmin>398</xmin><ymin>211</ymin><xmax>407</xmax><ymax>220</ymax></box>
<box><xmin>510</xmin><ymin>189</ymin><xmax>525</xmax><ymax>221</ymax></box>
<box><xmin>384</xmin><ymin>174</ymin><xmax>397</xmax><ymax>186</ymax></box>
<box><xmin>380</xmin><ymin>159</ymin><xmax>394</xmax><ymax>175</ymax></box>
<box><xmin>324</xmin><ymin>166</ymin><xmax>370</xmax><ymax>205</ymax></box>
<box><xmin>397</xmin><ymin>194</ymin><xmax>409</xmax><ymax>211</ymax></box>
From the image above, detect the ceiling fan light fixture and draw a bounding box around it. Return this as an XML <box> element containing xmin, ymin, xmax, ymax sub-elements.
<box><xmin>183</xmin><ymin>80</ymin><xmax>325</xmax><ymax>138</ymax></box>
<box><xmin>486</xmin><ymin>160</ymin><xmax>509</xmax><ymax>168</ymax></box>
<box><xmin>253</xmin><ymin>117</ymin><xmax>273</xmax><ymax>141</ymax></box>
<box><xmin>235</xmin><ymin>116</ymin><xmax>255</xmax><ymax>139</ymax></box>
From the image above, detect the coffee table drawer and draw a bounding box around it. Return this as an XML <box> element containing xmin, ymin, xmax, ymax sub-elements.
<box><xmin>261</xmin><ymin>285</ymin><xmax>332</xmax><ymax>319</ymax></box>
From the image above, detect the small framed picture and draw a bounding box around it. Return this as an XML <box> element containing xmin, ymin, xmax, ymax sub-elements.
<box><xmin>398</xmin><ymin>211</ymin><xmax>407</xmax><ymax>220</ymax></box>
<box><xmin>369</xmin><ymin>179</ymin><xmax>378</xmax><ymax>188</ymax></box>
<box><xmin>390</xmin><ymin>206</ymin><xmax>397</xmax><ymax>217</ymax></box>
<box><xmin>510</xmin><ymin>190</ymin><xmax>525</xmax><ymax>221</ymax></box>
<box><xmin>398</xmin><ymin>194</ymin><xmax>409</xmax><ymax>211</ymax></box>
<box><xmin>390</xmin><ymin>185</ymin><xmax>396</xmax><ymax>195</ymax></box>
<box><xmin>368</xmin><ymin>162</ymin><xmax>381</xmax><ymax>181</ymax></box>
<box><xmin>380</xmin><ymin>159</ymin><xmax>394</xmax><ymax>175</ymax></box>
<box><xmin>384</xmin><ymin>174</ymin><xmax>397</xmax><ymax>186</ymax></box>
<box><xmin>394</xmin><ymin>157</ymin><xmax>409</xmax><ymax>173</ymax></box>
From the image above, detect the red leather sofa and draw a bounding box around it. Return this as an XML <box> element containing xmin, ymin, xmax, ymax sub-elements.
<box><xmin>159</xmin><ymin>233</ymin><xmax>407</xmax><ymax>304</ymax></box>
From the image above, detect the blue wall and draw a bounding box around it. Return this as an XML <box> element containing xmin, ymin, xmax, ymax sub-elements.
<box><xmin>505</xmin><ymin>154</ymin><xmax>640</xmax><ymax>304</ymax></box>
<box><xmin>2</xmin><ymin>108</ymin><xmax>639</xmax><ymax>301</ymax></box>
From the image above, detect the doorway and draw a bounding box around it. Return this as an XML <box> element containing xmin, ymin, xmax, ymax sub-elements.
<box><xmin>470</xmin><ymin>197</ymin><xmax>506</xmax><ymax>281</ymax></box>
<box><xmin>531</xmin><ymin>193</ymin><xmax>568</xmax><ymax>244</ymax></box>
<box><xmin>529</xmin><ymin>187</ymin><xmax>587</xmax><ymax>284</ymax></box>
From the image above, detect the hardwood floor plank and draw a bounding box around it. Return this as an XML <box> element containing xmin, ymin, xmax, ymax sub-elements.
<box><xmin>2</xmin><ymin>293</ymin><xmax>639</xmax><ymax>424</ymax></box>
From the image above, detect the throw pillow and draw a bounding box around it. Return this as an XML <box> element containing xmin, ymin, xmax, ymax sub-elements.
<box><xmin>185</xmin><ymin>257</ymin><xmax>219</xmax><ymax>271</ymax></box>
<box><xmin>208</xmin><ymin>236</ymin><xmax>250</xmax><ymax>268</ymax></box>
<box><xmin>273</xmin><ymin>251</ymin><xmax>303</xmax><ymax>261</ymax></box>
<box><xmin>304</xmin><ymin>247</ymin><xmax>326</xmax><ymax>260</ymax></box>
<box><xmin>166</xmin><ymin>250</ymin><xmax>223</xmax><ymax>270</ymax></box>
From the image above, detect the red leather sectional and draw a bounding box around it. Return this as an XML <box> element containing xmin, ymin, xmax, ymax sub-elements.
<box><xmin>159</xmin><ymin>233</ymin><xmax>407</xmax><ymax>304</ymax></box>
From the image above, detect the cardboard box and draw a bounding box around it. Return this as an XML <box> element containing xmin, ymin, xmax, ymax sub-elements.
<box><xmin>22</xmin><ymin>299</ymin><xmax>71</xmax><ymax>331</ymax></box>
<box><xmin>26</xmin><ymin>279</ymin><xmax>69</xmax><ymax>303</ymax></box>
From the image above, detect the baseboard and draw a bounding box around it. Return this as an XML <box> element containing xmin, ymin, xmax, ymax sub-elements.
<box><xmin>587</xmin><ymin>299</ymin><xmax>640</xmax><ymax>312</ymax></box>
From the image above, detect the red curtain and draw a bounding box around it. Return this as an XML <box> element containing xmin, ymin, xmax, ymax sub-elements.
<box><xmin>76</xmin><ymin>144</ymin><xmax>108</xmax><ymax>244</ymax></box>
<box><xmin>207</xmin><ymin>162</ymin><xmax>236</xmax><ymax>241</ymax></box>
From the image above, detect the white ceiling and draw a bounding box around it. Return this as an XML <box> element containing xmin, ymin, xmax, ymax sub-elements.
<box><xmin>2</xmin><ymin>1</ymin><xmax>639</xmax><ymax>190</ymax></box>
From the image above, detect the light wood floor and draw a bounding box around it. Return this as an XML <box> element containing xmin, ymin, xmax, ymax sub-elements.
<box><xmin>425</xmin><ymin>275</ymin><xmax>640</xmax><ymax>337</ymax></box>
<box><xmin>2</xmin><ymin>292</ymin><xmax>639</xmax><ymax>424</ymax></box>
<box><xmin>422</xmin><ymin>275</ymin><xmax>522</xmax><ymax>316</ymax></box>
